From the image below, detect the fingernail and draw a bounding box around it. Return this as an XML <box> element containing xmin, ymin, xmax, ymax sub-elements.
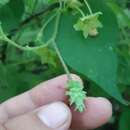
<box><xmin>38</xmin><ymin>102</ymin><xmax>69</xmax><ymax>128</ymax></box>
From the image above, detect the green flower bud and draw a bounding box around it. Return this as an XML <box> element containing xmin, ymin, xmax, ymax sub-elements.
<box><xmin>74</xmin><ymin>12</ymin><xmax>103</xmax><ymax>38</ymax></box>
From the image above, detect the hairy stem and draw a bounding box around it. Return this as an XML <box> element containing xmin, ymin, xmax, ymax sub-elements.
<box><xmin>75</xmin><ymin>6</ymin><xmax>85</xmax><ymax>17</ymax></box>
<box><xmin>36</xmin><ymin>13</ymin><xmax>57</xmax><ymax>42</ymax></box>
<box><xmin>0</xmin><ymin>11</ymin><xmax>58</xmax><ymax>51</ymax></box>
<box><xmin>84</xmin><ymin>0</ymin><xmax>93</xmax><ymax>14</ymax></box>
<box><xmin>0</xmin><ymin>32</ymin><xmax>52</xmax><ymax>51</ymax></box>
<box><xmin>52</xmin><ymin>40</ymin><xmax>72</xmax><ymax>80</ymax></box>
<box><xmin>52</xmin><ymin>13</ymin><xmax>72</xmax><ymax>80</ymax></box>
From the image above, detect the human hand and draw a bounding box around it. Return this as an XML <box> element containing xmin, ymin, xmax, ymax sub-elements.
<box><xmin>0</xmin><ymin>74</ymin><xmax>112</xmax><ymax>130</ymax></box>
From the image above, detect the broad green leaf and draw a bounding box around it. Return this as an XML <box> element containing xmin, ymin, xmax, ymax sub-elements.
<box><xmin>0</xmin><ymin>63</ymin><xmax>17</xmax><ymax>102</ymax></box>
<box><xmin>0</xmin><ymin>0</ymin><xmax>9</xmax><ymax>8</ymax></box>
<box><xmin>119</xmin><ymin>109</ymin><xmax>130</xmax><ymax>130</ymax></box>
<box><xmin>0</xmin><ymin>0</ymin><xmax>24</xmax><ymax>32</ymax></box>
<box><xmin>124</xmin><ymin>9</ymin><xmax>130</xmax><ymax>19</ymax></box>
<box><xmin>107</xmin><ymin>1</ymin><xmax>130</xmax><ymax>28</ymax></box>
<box><xmin>118</xmin><ymin>45</ymin><xmax>130</xmax><ymax>85</ymax></box>
<box><xmin>0</xmin><ymin>62</ymin><xmax>46</xmax><ymax>102</ymax></box>
<box><xmin>24</xmin><ymin>0</ymin><xmax>37</xmax><ymax>13</ymax></box>
<box><xmin>44</xmin><ymin>0</ymin><xmax>127</xmax><ymax>104</ymax></box>
<box><xmin>14</xmin><ymin>26</ymin><xmax>39</xmax><ymax>45</ymax></box>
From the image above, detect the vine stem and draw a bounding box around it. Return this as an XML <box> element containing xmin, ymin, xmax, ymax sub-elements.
<box><xmin>53</xmin><ymin>40</ymin><xmax>72</xmax><ymax>80</ymax></box>
<box><xmin>51</xmin><ymin>13</ymin><xmax>72</xmax><ymax>80</ymax></box>
<box><xmin>0</xmin><ymin>34</ymin><xmax>52</xmax><ymax>51</ymax></box>
<box><xmin>36</xmin><ymin>13</ymin><xmax>57</xmax><ymax>42</ymax></box>
<box><xmin>75</xmin><ymin>6</ymin><xmax>85</xmax><ymax>17</ymax></box>
<box><xmin>1</xmin><ymin>13</ymin><xmax>57</xmax><ymax>51</ymax></box>
<box><xmin>9</xmin><ymin>3</ymin><xmax>59</xmax><ymax>36</ymax></box>
<box><xmin>84</xmin><ymin>0</ymin><xmax>93</xmax><ymax>14</ymax></box>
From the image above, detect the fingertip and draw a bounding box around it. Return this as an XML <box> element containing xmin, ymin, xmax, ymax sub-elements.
<box><xmin>4</xmin><ymin>102</ymin><xmax>72</xmax><ymax>130</ymax></box>
<box><xmin>71</xmin><ymin>97</ymin><xmax>112</xmax><ymax>130</ymax></box>
<box><xmin>88</xmin><ymin>97</ymin><xmax>112</xmax><ymax>126</ymax></box>
<box><xmin>95</xmin><ymin>97</ymin><xmax>112</xmax><ymax>120</ymax></box>
<box><xmin>37</xmin><ymin>102</ymin><xmax>72</xmax><ymax>130</ymax></box>
<box><xmin>84</xmin><ymin>97</ymin><xmax>112</xmax><ymax>129</ymax></box>
<box><xmin>70</xmin><ymin>74</ymin><xmax>83</xmax><ymax>84</ymax></box>
<box><xmin>60</xmin><ymin>73</ymin><xmax>83</xmax><ymax>85</ymax></box>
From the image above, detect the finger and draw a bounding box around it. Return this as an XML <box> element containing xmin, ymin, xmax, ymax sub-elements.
<box><xmin>71</xmin><ymin>97</ymin><xmax>112</xmax><ymax>130</ymax></box>
<box><xmin>3</xmin><ymin>102</ymin><xmax>72</xmax><ymax>130</ymax></box>
<box><xmin>0</xmin><ymin>74</ymin><xmax>81</xmax><ymax>123</ymax></box>
<box><xmin>0</xmin><ymin>74</ymin><xmax>112</xmax><ymax>130</ymax></box>
<box><xmin>0</xmin><ymin>124</ymin><xmax>5</xmax><ymax>130</ymax></box>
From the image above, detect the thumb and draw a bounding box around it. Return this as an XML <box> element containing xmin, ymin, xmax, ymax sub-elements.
<box><xmin>3</xmin><ymin>102</ymin><xmax>72</xmax><ymax>130</ymax></box>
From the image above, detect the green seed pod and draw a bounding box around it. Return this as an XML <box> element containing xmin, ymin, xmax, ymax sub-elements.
<box><xmin>66</xmin><ymin>80</ymin><xmax>86</xmax><ymax>112</ymax></box>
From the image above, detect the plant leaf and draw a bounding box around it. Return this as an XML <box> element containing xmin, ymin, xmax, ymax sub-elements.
<box><xmin>0</xmin><ymin>0</ymin><xmax>9</xmax><ymax>8</ymax></box>
<box><xmin>0</xmin><ymin>0</ymin><xmax>24</xmax><ymax>32</ymax></box>
<box><xmin>44</xmin><ymin>0</ymin><xmax>127</xmax><ymax>104</ymax></box>
<box><xmin>119</xmin><ymin>109</ymin><xmax>130</xmax><ymax>130</ymax></box>
<box><xmin>107</xmin><ymin>1</ymin><xmax>130</xmax><ymax>28</ymax></box>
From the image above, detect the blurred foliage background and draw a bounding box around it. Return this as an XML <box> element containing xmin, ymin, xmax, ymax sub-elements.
<box><xmin>0</xmin><ymin>0</ymin><xmax>130</xmax><ymax>130</ymax></box>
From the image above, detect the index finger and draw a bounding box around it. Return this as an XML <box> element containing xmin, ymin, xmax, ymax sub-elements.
<box><xmin>0</xmin><ymin>74</ymin><xmax>81</xmax><ymax>124</ymax></box>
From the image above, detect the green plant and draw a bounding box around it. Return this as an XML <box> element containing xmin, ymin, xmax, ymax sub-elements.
<box><xmin>0</xmin><ymin>0</ymin><xmax>104</xmax><ymax>112</ymax></box>
<box><xmin>0</xmin><ymin>0</ymin><xmax>130</xmax><ymax>129</ymax></box>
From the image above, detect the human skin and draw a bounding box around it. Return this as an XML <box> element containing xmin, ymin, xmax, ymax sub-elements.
<box><xmin>0</xmin><ymin>74</ymin><xmax>112</xmax><ymax>130</ymax></box>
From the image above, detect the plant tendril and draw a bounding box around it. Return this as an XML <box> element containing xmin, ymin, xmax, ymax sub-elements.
<box><xmin>36</xmin><ymin>13</ymin><xmax>57</xmax><ymax>42</ymax></box>
<box><xmin>51</xmin><ymin>10</ymin><xmax>72</xmax><ymax>80</ymax></box>
<box><xmin>75</xmin><ymin>6</ymin><xmax>85</xmax><ymax>17</ymax></box>
<box><xmin>84</xmin><ymin>0</ymin><xmax>93</xmax><ymax>14</ymax></box>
